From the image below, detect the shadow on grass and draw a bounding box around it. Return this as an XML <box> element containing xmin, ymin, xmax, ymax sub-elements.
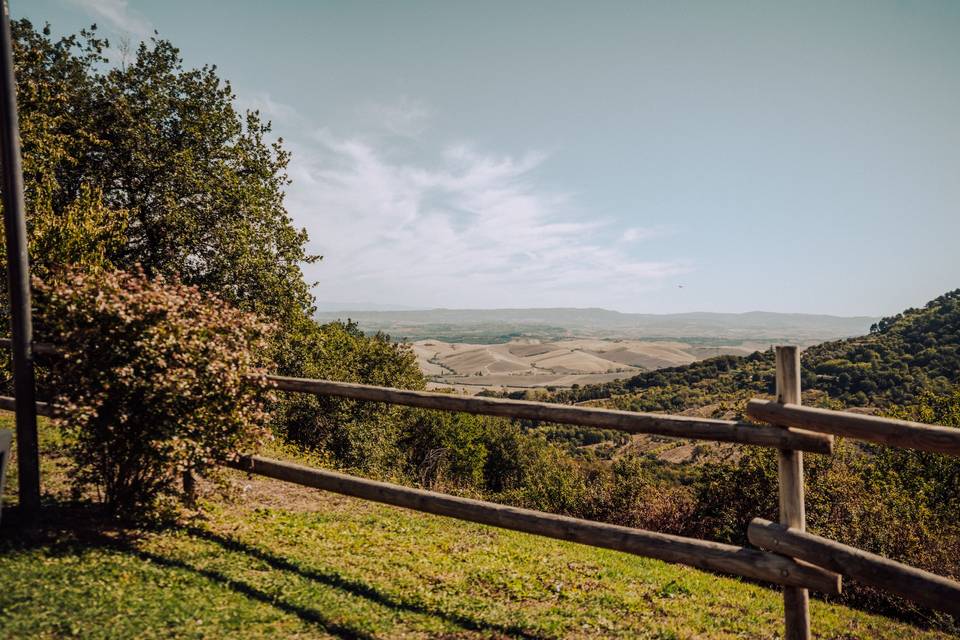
<box><xmin>129</xmin><ymin>546</ymin><xmax>380</xmax><ymax>640</ymax></box>
<box><xmin>186</xmin><ymin>525</ymin><xmax>547</xmax><ymax>640</ymax></box>
<box><xmin>0</xmin><ymin>503</ymin><xmax>547</xmax><ymax>640</ymax></box>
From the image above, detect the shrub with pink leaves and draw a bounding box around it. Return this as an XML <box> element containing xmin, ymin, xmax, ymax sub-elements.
<box><xmin>36</xmin><ymin>268</ymin><xmax>274</xmax><ymax>518</ymax></box>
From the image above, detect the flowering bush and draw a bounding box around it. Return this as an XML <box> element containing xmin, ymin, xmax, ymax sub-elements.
<box><xmin>36</xmin><ymin>268</ymin><xmax>274</xmax><ymax>518</ymax></box>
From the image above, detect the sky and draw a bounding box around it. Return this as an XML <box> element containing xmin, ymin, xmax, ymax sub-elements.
<box><xmin>16</xmin><ymin>0</ymin><xmax>960</xmax><ymax>316</ymax></box>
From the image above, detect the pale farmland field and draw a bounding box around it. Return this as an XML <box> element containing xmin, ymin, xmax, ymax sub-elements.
<box><xmin>414</xmin><ymin>337</ymin><xmax>762</xmax><ymax>392</ymax></box>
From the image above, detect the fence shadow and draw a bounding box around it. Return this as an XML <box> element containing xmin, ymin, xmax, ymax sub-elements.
<box><xmin>185</xmin><ymin>525</ymin><xmax>547</xmax><ymax>640</ymax></box>
<box><xmin>0</xmin><ymin>502</ymin><xmax>548</xmax><ymax>640</ymax></box>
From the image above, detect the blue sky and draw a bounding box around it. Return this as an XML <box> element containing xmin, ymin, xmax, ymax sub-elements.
<box><xmin>17</xmin><ymin>0</ymin><xmax>960</xmax><ymax>315</ymax></box>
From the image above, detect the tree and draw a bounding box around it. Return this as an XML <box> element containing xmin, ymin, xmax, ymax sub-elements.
<box><xmin>38</xmin><ymin>268</ymin><xmax>274</xmax><ymax>518</ymax></box>
<box><xmin>279</xmin><ymin>320</ymin><xmax>425</xmax><ymax>473</ymax></box>
<box><xmin>7</xmin><ymin>20</ymin><xmax>427</xmax><ymax>470</ymax></box>
<box><xmin>8</xmin><ymin>20</ymin><xmax>316</xmax><ymax>331</ymax></box>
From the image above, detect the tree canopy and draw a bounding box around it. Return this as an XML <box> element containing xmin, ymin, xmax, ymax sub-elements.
<box><xmin>7</xmin><ymin>20</ymin><xmax>315</xmax><ymax>326</ymax></box>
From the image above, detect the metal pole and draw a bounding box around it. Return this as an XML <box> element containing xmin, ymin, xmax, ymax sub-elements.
<box><xmin>0</xmin><ymin>0</ymin><xmax>40</xmax><ymax>521</ymax></box>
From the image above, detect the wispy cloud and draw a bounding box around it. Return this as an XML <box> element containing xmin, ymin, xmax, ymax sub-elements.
<box><xmin>361</xmin><ymin>97</ymin><xmax>432</xmax><ymax>138</ymax></box>
<box><xmin>621</xmin><ymin>225</ymin><xmax>673</xmax><ymax>243</ymax></box>
<box><xmin>238</xmin><ymin>92</ymin><xmax>689</xmax><ymax>309</ymax></box>
<box><xmin>66</xmin><ymin>0</ymin><xmax>152</xmax><ymax>37</ymax></box>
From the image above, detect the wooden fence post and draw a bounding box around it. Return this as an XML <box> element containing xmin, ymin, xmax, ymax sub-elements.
<box><xmin>775</xmin><ymin>345</ymin><xmax>810</xmax><ymax>640</ymax></box>
<box><xmin>182</xmin><ymin>470</ymin><xmax>197</xmax><ymax>507</ymax></box>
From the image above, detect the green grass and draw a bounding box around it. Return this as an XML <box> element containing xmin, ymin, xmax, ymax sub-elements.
<box><xmin>0</xmin><ymin>416</ymin><xmax>953</xmax><ymax>639</ymax></box>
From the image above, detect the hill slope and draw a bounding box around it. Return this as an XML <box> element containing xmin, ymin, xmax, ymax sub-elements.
<box><xmin>0</xmin><ymin>421</ymin><xmax>945</xmax><ymax>639</ymax></box>
<box><xmin>558</xmin><ymin>289</ymin><xmax>960</xmax><ymax>411</ymax></box>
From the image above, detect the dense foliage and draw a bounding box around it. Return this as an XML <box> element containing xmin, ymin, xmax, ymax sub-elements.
<box><xmin>8</xmin><ymin>20</ymin><xmax>315</xmax><ymax>329</ymax></box>
<box><xmin>37</xmin><ymin>269</ymin><xmax>274</xmax><ymax>518</ymax></box>
<box><xmin>278</xmin><ymin>320</ymin><xmax>425</xmax><ymax>473</ymax></box>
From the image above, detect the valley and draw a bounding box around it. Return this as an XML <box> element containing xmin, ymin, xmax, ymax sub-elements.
<box><xmin>317</xmin><ymin>307</ymin><xmax>880</xmax><ymax>392</ymax></box>
<box><xmin>413</xmin><ymin>337</ymin><xmax>763</xmax><ymax>392</ymax></box>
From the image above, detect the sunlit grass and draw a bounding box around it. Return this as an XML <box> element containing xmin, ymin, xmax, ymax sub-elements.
<box><xmin>0</xmin><ymin>415</ymin><xmax>949</xmax><ymax>639</ymax></box>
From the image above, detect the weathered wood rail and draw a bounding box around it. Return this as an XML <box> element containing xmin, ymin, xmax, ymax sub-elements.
<box><xmin>0</xmin><ymin>339</ymin><xmax>833</xmax><ymax>452</ymax></box>
<box><xmin>0</xmin><ymin>395</ymin><xmax>54</xmax><ymax>417</ymax></box>
<box><xmin>0</xmin><ymin>338</ymin><xmax>56</xmax><ymax>356</ymax></box>
<box><xmin>747</xmin><ymin>398</ymin><xmax>960</xmax><ymax>456</ymax></box>
<box><xmin>267</xmin><ymin>375</ymin><xmax>833</xmax><ymax>453</ymax></box>
<box><xmin>748</xmin><ymin>518</ymin><xmax>960</xmax><ymax>618</ymax></box>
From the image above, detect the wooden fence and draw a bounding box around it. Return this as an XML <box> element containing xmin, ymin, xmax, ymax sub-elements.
<box><xmin>225</xmin><ymin>454</ymin><xmax>840</xmax><ymax>593</ymax></box>
<box><xmin>267</xmin><ymin>375</ymin><xmax>833</xmax><ymax>453</ymax></box>
<box><xmin>3</xmin><ymin>341</ymin><xmax>960</xmax><ymax>639</ymax></box>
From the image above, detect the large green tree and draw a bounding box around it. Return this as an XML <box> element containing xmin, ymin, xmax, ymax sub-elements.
<box><xmin>5</xmin><ymin>20</ymin><xmax>426</xmax><ymax>463</ymax></box>
<box><xmin>8</xmin><ymin>20</ymin><xmax>315</xmax><ymax>326</ymax></box>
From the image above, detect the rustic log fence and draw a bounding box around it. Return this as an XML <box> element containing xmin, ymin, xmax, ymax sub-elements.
<box><xmin>2</xmin><ymin>339</ymin><xmax>960</xmax><ymax>639</ymax></box>
<box><xmin>226</xmin><ymin>454</ymin><xmax>841</xmax><ymax>594</ymax></box>
<box><xmin>748</xmin><ymin>518</ymin><xmax>960</xmax><ymax>618</ymax></box>
<box><xmin>267</xmin><ymin>374</ymin><xmax>833</xmax><ymax>453</ymax></box>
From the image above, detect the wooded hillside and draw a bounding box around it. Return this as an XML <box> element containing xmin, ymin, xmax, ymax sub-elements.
<box><xmin>552</xmin><ymin>289</ymin><xmax>960</xmax><ymax>412</ymax></box>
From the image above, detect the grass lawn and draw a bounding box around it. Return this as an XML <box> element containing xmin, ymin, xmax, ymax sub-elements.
<box><xmin>0</xmin><ymin>414</ymin><xmax>953</xmax><ymax>639</ymax></box>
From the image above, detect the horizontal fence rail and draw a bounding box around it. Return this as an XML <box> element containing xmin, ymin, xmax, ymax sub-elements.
<box><xmin>0</xmin><ymin>338</ymin><xmax>57</xmax><ymax>356</ymax></box>
<box><xmin>0</xmin><ymin>395</ymin><xmax>54</xmax><ymax>417</ymax></box>
<box><xmin>0</xmin><ymin>341</ymin><xmax>833</xmax><ymax>453</ymax></box>
<box><xmin>749</xmin><ymin>518</ymin><xmax>960</xmax><ymax>617</ymax></box>
<box><xmin>226</xmin><ymin>454</ymin><xmax>841</xmax><ymax>594</ymax></box>
<box><xmin>747</xmin><ymin>399</ymin><xmax>960</xmax><ymax>456</ymax></box>
<box><xmin>268</xmin><ymin>376</ymin><xmax>833</xmax><ymax>453</ymax></box>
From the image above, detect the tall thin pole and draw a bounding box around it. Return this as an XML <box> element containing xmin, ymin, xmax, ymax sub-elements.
<box><xmin>775</xmin><ymin>346</ymin><xmax>810</xmax><ymax>640</ymax></box>
<box><xmin>0</xmin><ymin>0</ymin><xmax>40</xmax><ymax>521</ymax></box>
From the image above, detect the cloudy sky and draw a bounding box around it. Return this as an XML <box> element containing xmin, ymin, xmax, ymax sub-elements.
<box><xmin>18</xmin><ymin>0</ymin><xmax>960</xmax><ymax>315</ymax></box>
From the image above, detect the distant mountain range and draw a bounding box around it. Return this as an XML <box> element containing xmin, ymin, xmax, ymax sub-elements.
<box><xmin>315</xmin><ymin>302</ymin><xmax>425</xmax><ymax>312</ymax></box>
<box><xmin>314</xmin><ymin>307</ymin><xmax>879</xmax><ymax>344</ymax></box>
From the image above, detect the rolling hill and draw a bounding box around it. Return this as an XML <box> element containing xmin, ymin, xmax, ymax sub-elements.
<box><xmin>554</xmin><ymin>289</ymin><xmax>960</xmax><ymax>411</ymax></box>
<box><xmin>413</xmin><ymin>338</ymin><xmax>759</xmax><ymax>391</ymax></box>
<box><xmin>316</xmin><ymin>307</ymin><xmax>878</xmax><ymax>345</ymax></box>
